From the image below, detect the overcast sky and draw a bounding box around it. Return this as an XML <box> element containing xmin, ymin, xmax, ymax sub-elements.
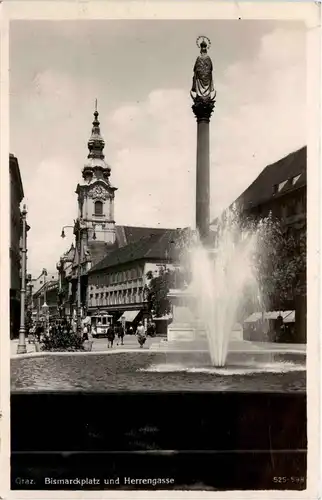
<box><xmin>10</xmin><ymin>20</ymin><xmax>306</xmax><ymax>276</ymax></box>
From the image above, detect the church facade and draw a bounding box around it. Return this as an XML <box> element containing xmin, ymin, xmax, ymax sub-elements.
<box><xmin>57</xmin><ymin>105</ymin><xmax>175</xmax><ymax>321</ymax></box>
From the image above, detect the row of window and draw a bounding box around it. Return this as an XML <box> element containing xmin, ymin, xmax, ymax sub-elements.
<box><xmin>89</xmin><ymin>288</ymin><xmax>144</xmax><ymax>306</ymax></box>
<box><xmin>90</xmin><ymin>267</ymin><xmax>144</xmax><ymax>287</ymax></box>
<box><xmin>273</xmin><ymin>174</ymin><xmax>302</xmax><ymax>195</ymax></box>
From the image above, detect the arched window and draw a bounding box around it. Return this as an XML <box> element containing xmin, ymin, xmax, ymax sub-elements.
<box><xmin>94</xmin><ymin>200</ymin><xmax>103</xmax><ymax>216</ymax></box>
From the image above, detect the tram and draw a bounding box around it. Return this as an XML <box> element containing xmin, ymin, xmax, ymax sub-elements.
<box><xmin>90</xmin><ymin>313</ymin><xmax>113</xmax><ymax>338</ymax></box>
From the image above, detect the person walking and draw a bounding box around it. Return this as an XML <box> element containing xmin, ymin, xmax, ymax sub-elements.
<box><xmin>136</xmin><ymin>322</ymin><xmax>146</xmax><ymax>348</ymax></box>
<box><xmin>116</xmin><ymin>323</ymin><xmax>125</xmax><ymax>346</ymax></box>
<box><xmin>82</xmin><ymin>324</ymin><xmax>89</xmax><ymax>342</ymax></box>
<box><xmin>107</xmin><ymin>324</ymin><xmax>115</xmax><ymax>348</ymax></box>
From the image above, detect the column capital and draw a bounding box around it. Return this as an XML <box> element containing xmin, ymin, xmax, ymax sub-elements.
<box><xmin>192</xmin><ymin>97</ymin><xmax>215</xmax><ymax>123</ymax></box>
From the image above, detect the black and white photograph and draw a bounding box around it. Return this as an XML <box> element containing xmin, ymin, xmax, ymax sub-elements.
<box><xmin>2</xmin><ymin>1</ymin><xmax>321</xmax><ymax>495</ymax></box>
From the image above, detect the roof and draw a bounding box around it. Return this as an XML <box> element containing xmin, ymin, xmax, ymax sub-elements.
<box><xmin>33</xmin><ymin>280</ymin><xmax>58</xmax><ymax>298</ymax></box>
<box><xmin>231</xmin><ymin>146</ymin><xmax>306</xmax><ymax>212</ymax></box>
<box><xmin>87</xmin><ymin>241</ymin><xmax>114</xmax><ymax>267</ymax></box>
<box><xmin>89</xmin><ymin>229</ymin><xmax>180</xmax><ymax>273</ymax></box>
<box><xmin>61</xmin><ymin>244</ymin><xmax>75</xmax><ymax>262</ymax></box>
<box><xmin>115</xmin><ymin>225</ymin><xmax>170</xmax><ymax>248</ymax></box>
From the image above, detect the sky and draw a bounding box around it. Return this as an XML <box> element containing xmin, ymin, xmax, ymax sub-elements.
<box><xmin>9</xmin><ymin>20</ymin><xmax>306</xmax><ymax>276</ymax></box>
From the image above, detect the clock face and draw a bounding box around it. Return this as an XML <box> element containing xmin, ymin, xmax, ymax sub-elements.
<box><xmin>95</xmin><ymin>186</ymin><xmax>103</xmax><ymax>196</ymax></box>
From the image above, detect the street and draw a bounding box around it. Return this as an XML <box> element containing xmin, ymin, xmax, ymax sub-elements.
<box><xmin>10</xmin><ymin>334</ymin><xmax>165</xmax><ymax>358</ymax></box>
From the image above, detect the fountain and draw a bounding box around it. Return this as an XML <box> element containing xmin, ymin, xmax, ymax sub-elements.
<box><xmin>162</xmin><ymin>210</ymin><xmax>306</xmax><ymax>371</ymax></box>
<box><xmin>167</xmin><ymin>214</ymin><xmax>258</xmax><ymax>366</ymax></box>
<box><xmin>154</xmin><ymin>37</ymin><xmax>306</xmax><ymax>371</ymax></box>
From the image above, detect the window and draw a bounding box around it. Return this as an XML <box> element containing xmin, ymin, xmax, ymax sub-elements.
<box><xmin>94</xmin><ymin>200</ymin><xmax>103</xmax><ymax>216</ymax></box>
<box><xmin>292</xmin><ymin>174</ymin><xmax>301</xmax><ymax>185</ymax></box>
<box><xmin>278</xmin><ymin>180</ymin><xmax>288</xmax><ymax>192</ymax></box>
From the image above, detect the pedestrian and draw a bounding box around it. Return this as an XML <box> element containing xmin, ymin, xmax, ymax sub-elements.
<box><xmin>116</xmin><ymin>323</ymin><xmax>125</xmax><ymax>346</ymax></box>
<box><xmin>35</xmin><ymin>324</ymin><xmax>42</xmax><ymax>342</ymax></box>
<box><xmin>128</xmin><ymin>325</ymin><xmax>134</xmax><ymax>335</ymax></box>
<box><xmin>107</xmin><ymin>324</ymin><xmax>115</xmax><ymax>348</ymax></box>
<box><xmin>136</xmin><ymin>322</ymin><xmax>146</xmax><ymax>348</ymax></box>
<box><xmin>82</xmin><ymin>324</ymin><xmax>89</xmax><ymax>342</ymax></box>
<box><xmin>147</xmin><ymin>320</ymin><xmax>156</xmax><ymax>337</ymax></box>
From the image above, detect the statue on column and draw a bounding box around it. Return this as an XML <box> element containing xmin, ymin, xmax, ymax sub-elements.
<box><xmin>191</xmin><ymin>36</ymin><xmax>216</xmax><ymax>120</ymax></box>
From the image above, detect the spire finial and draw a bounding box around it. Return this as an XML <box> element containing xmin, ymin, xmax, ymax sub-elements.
<box><xmin>87</xmin><ymin>101</ymin><xmax>105</xmax><ymax>160</ymax></box>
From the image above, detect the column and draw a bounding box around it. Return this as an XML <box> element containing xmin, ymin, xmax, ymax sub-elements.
<box><xmin>192</xmin><ymin>100</ymin><xmax>214</xmax><ymax>244</ymax></box>
<box><xmin>196</xmin><ymin>118</ymin><xmax>210</xmax><ymax>241</ymax></box>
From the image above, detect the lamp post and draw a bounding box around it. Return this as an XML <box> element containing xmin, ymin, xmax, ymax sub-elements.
<box><xmin>42</xmin><ymin>268</ymin><xmax>49</xmax><ymax>330</ymax></box>
<box><xmin>17</xmin><ymin>205</ymin><xmax>28</xmax><ymax>354</ymax></box>
<box><xmin>42</xmin><ymin>301</ymin><xmax>49</xmax><ymax>333</ymax></box>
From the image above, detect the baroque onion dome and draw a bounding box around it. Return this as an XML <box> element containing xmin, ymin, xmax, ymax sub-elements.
<box><xmin>82</xmin><ymin>101</ymin><xmax>111</xmax><ymax>183</ymax></box>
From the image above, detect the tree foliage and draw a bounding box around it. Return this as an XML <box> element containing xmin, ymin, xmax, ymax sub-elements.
<box><xmin>254</xmin><ymin>215</ymin><xmax>306</xmax><ymax>310</ymax></box>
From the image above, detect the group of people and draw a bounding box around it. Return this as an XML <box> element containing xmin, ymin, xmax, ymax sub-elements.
<box><xmin>82</xmin><ymin>321</ymin><xmax>152</xmax><ymax>349</ymax></box>
<box><xmin>30</xmin><ymin>317</ymin><xmax>156</xmax><ymax>350</ymax></box>
<box><xmin>105</xmin><ymin>321</ymin><xmax>148</xmax><ymax>349</ymax></box>
<box><xmin>105</xmin><ymin>323</ymin><xmax>125</xmax><ymax>348</ymax></box>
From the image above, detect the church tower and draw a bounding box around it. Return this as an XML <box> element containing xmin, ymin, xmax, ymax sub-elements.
<box><xmin>75</xmin><ymin>102</ymin><xmax>117</xmax><ymax>250</ymax></box>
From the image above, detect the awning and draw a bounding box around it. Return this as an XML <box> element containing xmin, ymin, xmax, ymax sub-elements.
<box><xmin>283</xmin><ymin>311</ymin><xmax>295</xmax><ymax>323</ymax></box>
<box><xmin>120</xmin><ymin>310</ymin><xmax>140</xmax><ymax>322</ymax></box>
<box><xmin>82</xmin><ymin>316</ymin><xmax>91</xmax><ymax>325</ymax></box>
<box><xmin>153</xmin><ymin>314</ymin><xmax>172</xmax><ymax>321</ymax></box>
<box><xmin>244</xmin><ymin>313</ymin><xmax>263</xmax><ymax>323</ymax></box>
<box><xmin>244</xmin><ymin>311</ymin><xmax>295</xmax><ymax>323</ymax></box>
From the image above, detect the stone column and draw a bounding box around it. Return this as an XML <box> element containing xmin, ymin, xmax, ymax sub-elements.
<box><xmin>190</xmin><ymin>36</ymin><xmax>216</xmax><ymax>244</ymax></box>
<box><xmin>193</xmin><ymin>100</ymin><xmax>214</xmax><ymax>242</ymax></box>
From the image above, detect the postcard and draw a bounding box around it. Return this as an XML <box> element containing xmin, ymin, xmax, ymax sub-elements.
<box><xmin>0</xmin><ymin>1</ymin><xmax>320</xmax><ymax>498</ymax></box>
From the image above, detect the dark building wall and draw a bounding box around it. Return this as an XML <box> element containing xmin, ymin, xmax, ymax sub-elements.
<box><xmin>10</xmin><ymin>154</ymin><xmax>24</xmax><ymax>339</ymax></box>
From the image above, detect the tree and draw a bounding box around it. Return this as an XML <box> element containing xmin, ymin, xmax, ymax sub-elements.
<box><xmin>145</xmin><ymin>228</ymin><xmax>194</xmax><ymax>318</ymax></box>
<box><xmin>145</xmin><ymin>266</ymin><xmax>187</xmax><ymax>318</ymax></box>
<box><xmin>145</xmin><ymin>267</ymin><xmax>173</xmax><ymax>318</ymax></box>
<box><xmin>254</xmin><ymin>215</ymin><xmax>306</xmax><ymax>310</ymax></box>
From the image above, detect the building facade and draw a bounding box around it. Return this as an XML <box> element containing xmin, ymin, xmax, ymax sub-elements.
<box><xmin>87</xmin><ymin>230</ymin><xmax>179</xmax><ymax>325</ymax></box>
<box><xmin>32</xmin><ymin>279</ymin><xmax>59</xmax><ymax>324</ymax></box>
<box><xmin>30</xmin><ymin>269</ymin><xmax>58</xmax><ymax>296</ymax></box>
<box><xmin>233</xmin><ymin>147</ymin><xmax>306</xmax><ymax>233</ymax></box>
<box><xmin>10</xmin><ymin>154</ymin><xmax>25</xmax><ymax>338</ymax></box>
<box><xmin>221</xmin><ymin>146</ymin><xmax>307</xmax><ymax>342</ymax></box>
<box><xmin>57</xmin><ymin>105</ymin><xmax>175</xmax><ymax>321</ymax></box>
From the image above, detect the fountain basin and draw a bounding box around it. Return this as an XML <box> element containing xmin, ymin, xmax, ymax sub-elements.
<box><xmin>11</xmin><ymin>349</ymin><xmax>305</xmax><ymax>392</ymax></box>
